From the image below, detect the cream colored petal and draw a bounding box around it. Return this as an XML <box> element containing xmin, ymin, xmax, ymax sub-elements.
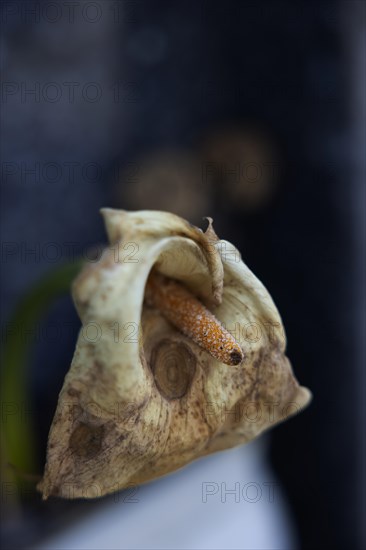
<box><xmin>202</xmin><ymin>238</ymin><xmax>311</xmax><ymax>442</ymax></box>
<box><xmin>101</xmin><ymin>208</ymin><xmax>224</xmax><ymax>305</ymax></box>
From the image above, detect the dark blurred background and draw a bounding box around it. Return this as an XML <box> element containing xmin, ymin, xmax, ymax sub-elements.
<box><xmin>1</xmin><ymin>1</ymin><xmax>365</xmax><ymax>549</ymax></box>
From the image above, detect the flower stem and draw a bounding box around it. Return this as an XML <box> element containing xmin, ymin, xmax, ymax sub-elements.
<box><xmin>0</xmin><ymin>260</ymin><xmax>84</xmax><ymax>486</ymax></box>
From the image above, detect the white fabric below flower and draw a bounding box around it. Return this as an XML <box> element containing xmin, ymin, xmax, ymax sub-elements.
<box><xmin>37</xmin><ymin>439</ymin><xmax>299</xmax><ymax>550</ymax></box>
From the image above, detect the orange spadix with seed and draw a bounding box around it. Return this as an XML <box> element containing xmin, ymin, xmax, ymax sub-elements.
<box><xmin>145</xmin><ymin>271</ymin><xmax>244</xmax><ymax>366</ymax></box>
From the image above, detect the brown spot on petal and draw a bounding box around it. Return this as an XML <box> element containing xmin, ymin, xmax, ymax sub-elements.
<box><xmin>150</xmin><ymin>340</ymin><xmax>196</xmax><ymax>400</ymax></box>
<box><xmin>69</xmin><ymin>423</ymin><xmax>104</xmax><ymax>459</ymax></box>
<box><xmin>67</xmin><ymin>388</ymin><xmax>81</xmax><ymax>398</ymax></box>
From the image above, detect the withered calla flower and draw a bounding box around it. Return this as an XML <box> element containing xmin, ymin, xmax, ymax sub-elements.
<box><xmin>38</xmin><ymin>209</ymin><xmax>311</xmax><ymax>499</ymax></box>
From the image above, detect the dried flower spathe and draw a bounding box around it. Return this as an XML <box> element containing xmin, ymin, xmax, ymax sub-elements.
<box><xmin>38</xmin><ymin>209</ymin><xmax>311</xmax><ymax>499</ymax></box>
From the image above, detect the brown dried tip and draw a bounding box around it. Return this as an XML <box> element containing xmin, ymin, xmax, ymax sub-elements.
<box><xmin>145</xmin><ymin>271</ymin><xmax>244</xmax><ymax>366</ymax></box>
